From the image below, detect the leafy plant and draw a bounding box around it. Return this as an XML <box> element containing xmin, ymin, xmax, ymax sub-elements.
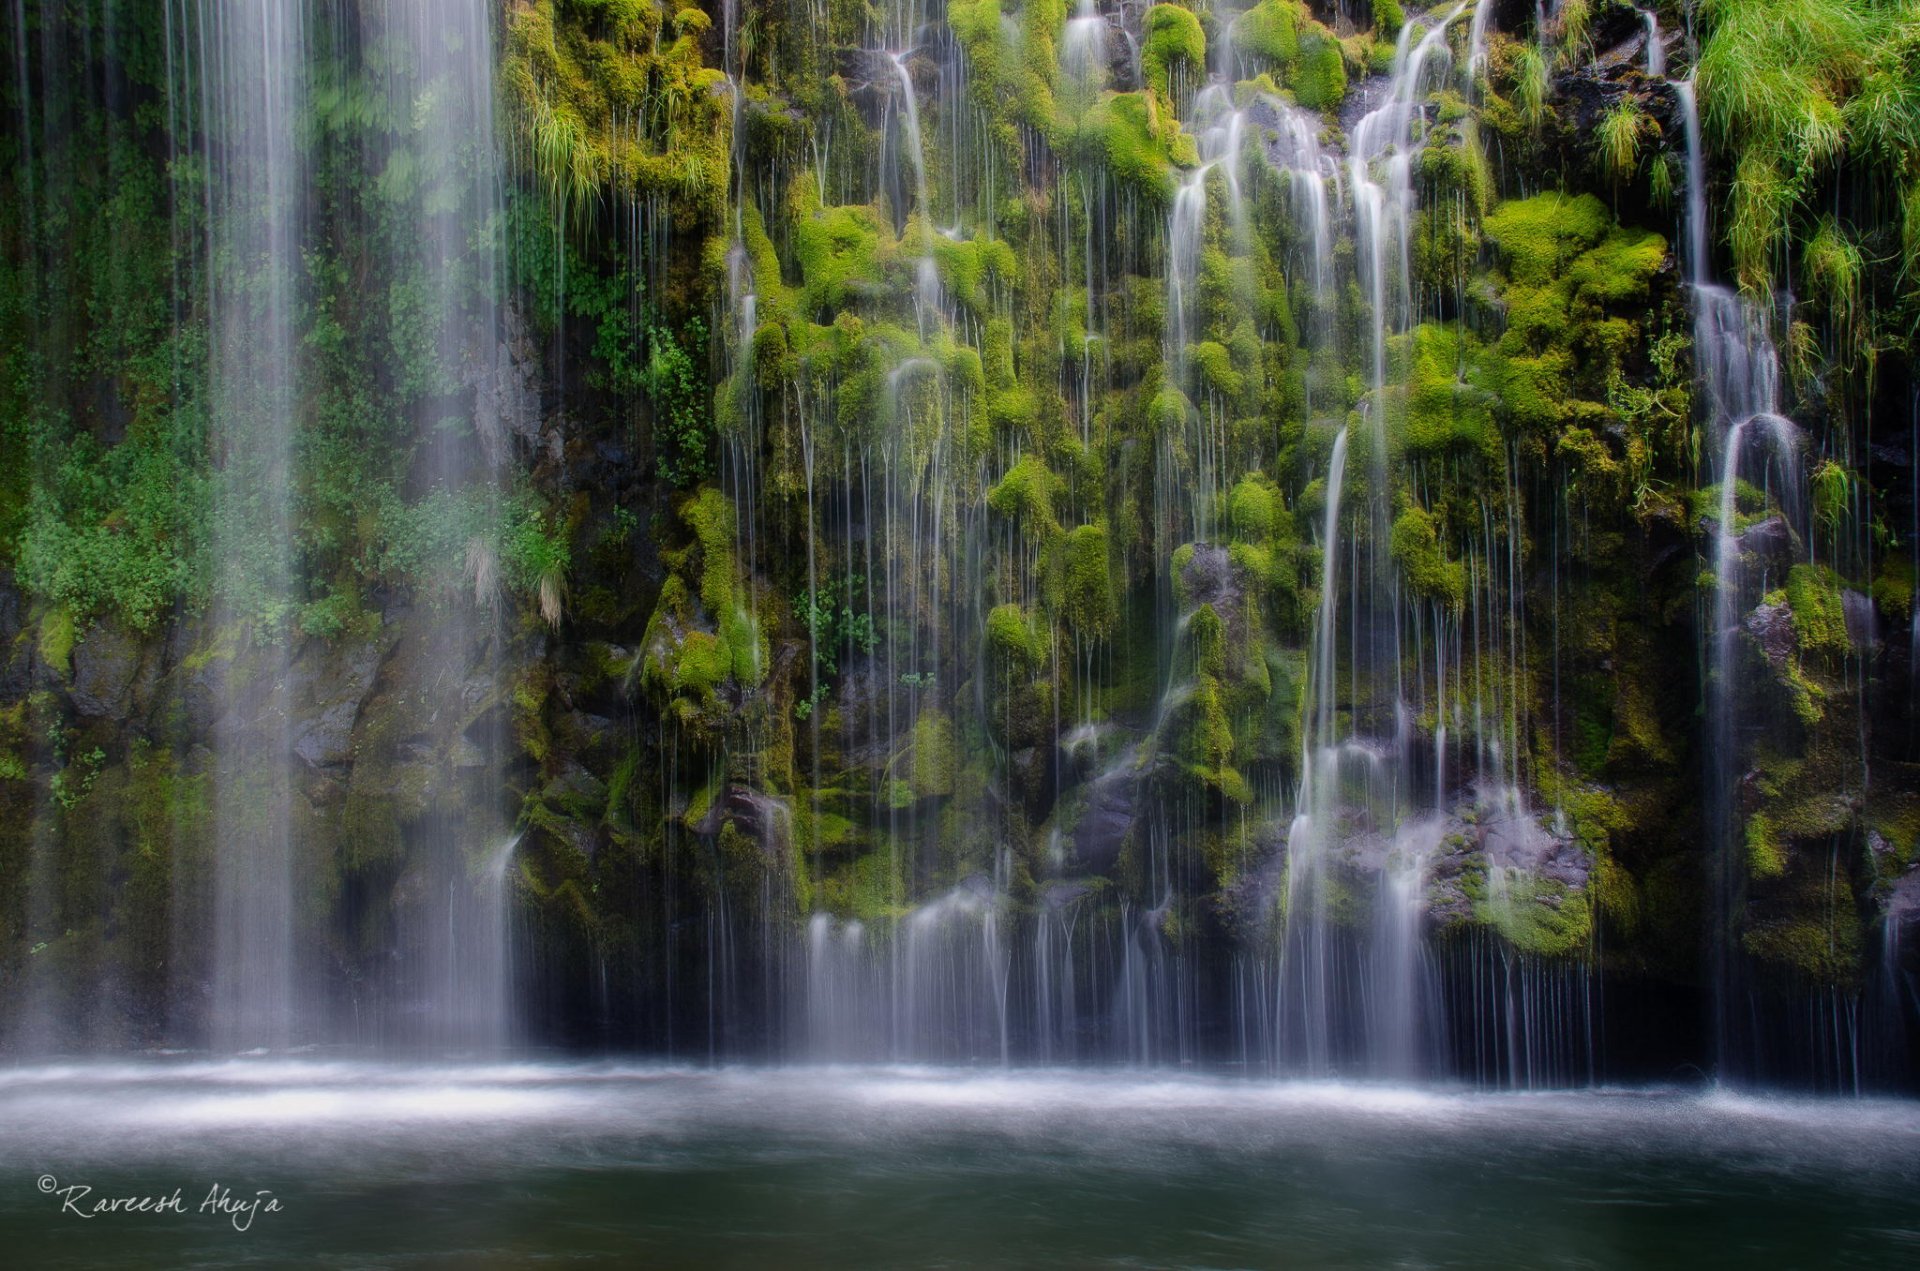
<box><xmin>644</xmin><ymin>318</ymin><xmax>713</xmax><ymax>486</ymax></box>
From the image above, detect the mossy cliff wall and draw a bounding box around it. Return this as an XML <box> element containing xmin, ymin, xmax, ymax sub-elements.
<box><xmin>1</xmin><ymin>0</ymin><xmax>1916</xmax><ymax>1080</ymax></box>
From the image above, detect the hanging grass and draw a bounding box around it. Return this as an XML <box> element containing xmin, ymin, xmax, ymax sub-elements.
<box><xmin>1597</xmin><ymin>100</ymin><xmax>1647</xmax><ymax>186</ymax></box>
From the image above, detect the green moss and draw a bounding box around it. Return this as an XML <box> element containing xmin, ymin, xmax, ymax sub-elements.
<box><xmin>1061</xmin><ymin>523</ymin><xmax>1117</xmax><ymax>638</ymax></box>
<box><xmin>1484</xmin><ymin>193</ymin><xmax>1613</xmax><ymax>286</ymax></box>
<box><xmin>1784</xmin><ymin>562</ymin><xmax>1849</xmax><ymax>661</ymax></box>
<box><xmin>1745</xmin><ymin>813</ymin><xmax>1787</xmax><ymax>879</ymax></box>
<box><xmin>1872</xmin><ymin>554</ymin><xmax>1914</xmax><ymax>625</ymax></box>
<box><xmin>1234</xmin><ymin>0</ymin><xmax>1303</xmax><ymax>64</ymax></box>
<box><xmin>1292</xmin><ymin>31</ymin><xmax>1348</xmax><ymax>112</ymax></box>
<box><xmin>1142</xmin><ymin>5</ymin><xmax>1206</xmax><ymax>102</ymax></box>
<box><xmin>1390</xmin><ymin>506</ymin><xmax>1466</xmax><ymax>610</ymax></box>
<box><xmin>38</xmin><ymin>606</ymin><xmax>76</xmax><ymax>679</ymax></box>
<box><xmin>934</xmin><ymin>233</ymin><xmax>1018</xmax><ymax>315</ymax></box>
<box><xmin>1075</xmin><ymin>92</ymin><xmax>1180</xmax><ymax>203</ymax></box>
<box><xmin>988</xmin><ymin>454</ymin><xmax>1061</xmax><ymax>535</ymax></box>
<box><xmin>1228</xmin><ymin>476</ymin><xmax>1283</xmax><ymax>543</ymax></box>
<box><xmin>1402</xmin><ymin>323</ymin><xmax>1494</xmax><ymax>456</ymax></box>
<box><xmin>794</xmin><ymin>203</ymin><xmax>887</xmax><ymax>314</ymax></box>
<box><xmin>1372</xmin><ymin>0</ymin><xmax>1404</xmax><ymax>38</ymax></box>
<box><xmin>909</xmin><ymin>709</ymin><xmax>959</xmax><ymax>800</ymax></box>
<box><xmin>1479</xmin><ymin>873</ymin><xmax>1593</xmax><ymax>957</ymax></box>
<box><xmin>987</xmin><ymin>603</ymin><xmax>1049</xmax><ymax>668</ymax></box>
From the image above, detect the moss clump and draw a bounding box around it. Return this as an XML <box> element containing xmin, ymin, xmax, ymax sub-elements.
<box><xmin>987</xmin><ymin>603</ymin><xmax>1049</xmax><ymax>669</ymax></box>
<box><xmin>1402</xmin><ymin>323</ymin><xmax>1495</xmax><ymax>456</ymax></box>
<box><xmin>1142</xmin><ymin>5</ymin><xmax>1206</xmax><ymax>102</ymax></box>
<box><xmin>1291</xmin><ymin>31</ymin><xmax>1348</xmax><ymax>112</ymax></box>
<box><xmin>1745</xmin><ymin>813</ymin><xmax>1787</xmax><ymax>879</ymax></box>
<box><xmin>933</xmin><ymin>233</ymin><xmax>1019</xmax><ymax>315</ymax></box>
<box><xmin>794</xmin><ymin>203</ymin><xmax>887</xmax><ymax>314</ymax></box>
<box><xmin>1485</xmin><ymin>193</ymin><xmax>1614</xmax><ymax>286</ymax></box>
<box><xmin>1372</xmin><ymin>0</ymin><xmax>1405</xmax><ymax>37</ymax></box>
<box><xmin>1482</xmin><ymin>193</ymin><xmax>1667</xmax><ymax>433</ymax></box>
<box><xmin>1479</xmin><ymin>873</ymin><xmax>1593</xmax><ymax>958</ymax></box>
<box><xmin>1061</xmin><ymin>523</ymin><xmax>1117</xmax><ymax>638</ymax></box>
<box><xmin>1073</xmin><ymin>92</ymin><xmax>1181</xmax><ymax>203</ymax></box>
<box><xmin>1784</xmin><ymin>563</ymin><xmax>1849</xmax><ymax>661</ymax></box>
<box><xmin>1228</xmin><ymin>476</ymin><xmax>1283</xmax><ymax>543</ymax></box>
<box><xmin>909</xmin><ymin>708</ymin><xmax>959</xmax><ymax>800</ymax></box>
<box><xmin>1390</xmin><ymin>506</ymin><xmax>1466</xmax><ymax>610</ymax></box>
<box><xmin>1233</xmin><ymin>0</ymin><xmax>1303</xmax><ymax>64</ymax></box>
<box><xmin>988</xmin><ymin>454</ymin><xmax>1062</xmax><ymax>536</ymax></box>
<box><xmin>38</xmin><ymin>606</ymin><xmax>76</xmax><ymax>679</ymax></box>
<box><xmin>638</xmin><ymin>487</ymin><xmax>764</xmax><ymax>739</ymax></box>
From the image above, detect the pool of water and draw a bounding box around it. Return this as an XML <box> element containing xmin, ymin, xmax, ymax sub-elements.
<box><xmin>1</xmin><ymin>1061</ymin><xmax>1916</xmax><ymax>1267</ymax></box>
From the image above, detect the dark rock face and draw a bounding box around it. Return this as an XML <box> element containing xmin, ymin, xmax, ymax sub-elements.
<box><xmin>69</xmin><ymin>621</ymin><xmax>141</xmax><ymax>719</ymax></box>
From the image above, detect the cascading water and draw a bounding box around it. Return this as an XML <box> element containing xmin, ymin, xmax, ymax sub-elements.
<box><xmin>202</xmin><ymin>0</ymin><xmax>309</xmax><ymax>1053</ymax></box>
<box><xmin>383</xmin><ymin>0</ymin><xmax>518</xmax><ymax>1051</ymax></box>
<box><xmin>1674</xmin><ymin>75</ymin><xmax>1825</xmax><ymax>1082</ymax></box>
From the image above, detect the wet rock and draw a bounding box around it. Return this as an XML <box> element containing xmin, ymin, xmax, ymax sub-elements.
<box><xmin>69</xmin><ymin>621</ymin><xmax>141</xmax><ymax>719</ymax></box>
<box><xmin>1745</xmin><ymin>599</ymin><xmax>1796</xmax><ymax>669</ymax></box>
<box><xmin>1071</xmin><ymin>745</ymin><xmax>1143</xmax><ymax>874</ymax></box>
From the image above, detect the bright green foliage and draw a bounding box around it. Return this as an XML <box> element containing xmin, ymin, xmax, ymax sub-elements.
<box><xmin>795</xmin><ymin>203</ymin><xmax>887</xmax><ymax>314</ymax></box>
<box><xmin>1234</xmin><ymin>0</ymin><xmax>1303</xmax><ymax>64</ymax></box>
<box><xmin>640</xmin><ymin>488</ymin><xmax>763</xmax><ymax>738</ymax></box>
<box><xmin>1784</xmin><ymin>563</ymin><xmax>1850</xmax><ymax>660</ymax></box>
<box><xmin>796</xmin><ymin>572</ymin><xmax>880</xmax><ymax>679</ymax></box>
<box><xmin>1390</xmin><ymin>505</ymin><xmax>1466</xmax><ymax>610</ymax></box>
<box><xmin>1142</xmin><ymin>5</ymin><xmax>1206</xmax><ymax>103</ymax></box>
<box><xmin>1483</xmin><ymin>194</ymin><xmax>1666</xmax><ymax>433</ymax></box>
<box><xmin>1372</xmin><ymin>0</ymin><xmax>1405</xmax><ymax>38</ymax></box>
<box><xmin>988</xmin><ymin>454</ymin><xmax>1062</xmax><ymax>536</ymax></box>
<box><xmin>1478</xmin><ymin>873</ymin><xmax>1593</xmax><ymax>957</ymax></box>
<box><xmin>1597</xmin><ymin>100</ymin><xmax>1648</xmax><ymax>185</ymax></box>
<box><xmin>1060</xmin><ymin>523</ymin><xmax>1116</xmax><ymax>638</ymax></box>
<box><xmin>987</xmin><ymin>602</ymin><xmax>1049</xmax><ymax>669</ymax></box>
<box><xmin>502</xmin><ymin>0</ymin><xmax>733</xmax><ymax>227</ymax></box>
<box><xmin>1291</xmin><ymin>32</ymin><xmax>1348</xmax><ymax>112</ymax></box>
<box><xmin>645</xmin><ymin>319</ymin><xmax>713</xmax><ymax>486</ymax></box>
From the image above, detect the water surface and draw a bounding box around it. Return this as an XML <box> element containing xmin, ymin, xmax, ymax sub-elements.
<box><xmin>1</xmin><ymin>1062</ymin><xmax>1915</xmax><ymax>1267</ymax></box>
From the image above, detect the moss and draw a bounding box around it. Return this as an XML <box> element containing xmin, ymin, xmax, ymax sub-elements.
<box><xmin>1745</xmin><ymin>813</ymin><xmax>1788</xmax><ymax>880</ymax></box>
<box><xmin>818</xmin><ymin>851</ymin><xmax>906</xmax><ymax>921</ymax></box>
<box><xmin>37</xmin><ymin>606</ymin><xmax>75</xmax><ymax>679</ymax></box>
<box><xmin>1142</xmin><ymin>5</ymin><xmax>1206</xmax><ymax>102</ymax></box>
<box><xmin>1061</xmin><ymin>523</ymin><xmax>1117</xmax><ymax>638</ymax></box>
<box><xmin>1390</xmin><ymin>506</ymin><xmax>1466</xmax><ymax>611</ymax></box>
<box><xmin>1479</xmin><ymin>873</ymin><xmax>1593</xmax><ymax>958</ymax></box>
<box><xmin>1372</xmin><ymin>0</ymin><xmax>1404</xmax><ymax>38</ymax></box>
<box><xmin>794</xmin><ymin>203</ymin><xmax>887</xmax><ymax>314</ymax></box>
<box><xmin>1784</xmin><ymin>562</ymin><xmax>1849</xmax><ymax>661</ymax></box>
<box><xmin>1074</xmin><ymin>91</ymin><xmax>1181</xmax><ymax>203</ymax></box>
<box><xmin>1188</xmin><ymin>340</ymin><xmax>1243</xmax><ymax>400</ymax></box>
<box><xmin>987</xmin><ymin>603</ymin><xmax>1049</xmax><ymax>669</ymax></box>
<box><xmin>909</xmin><ymin>709</ymin><xmax>959</xmax><ymax>800</ymax></box>
<box><xmin>1234</xmin><ymin>0</ymin><xmax>1303</xmax><ymax>64</ymax></box>
<box><xmin>933</xmin><ymin>233</ymin><xmax>1019</xmax><ymax>315</ymax></box>
<box><xmin>1228</xmin><ymin>475</ymin><xmax>1283</xmax><ymax>543</ymax></box>
<box><xmin>1402</xmin><ymin>323</ymin><xmax>1495</xmax><ymax>456</ymax></box>
<box><xmin>1872</xmin><ymin>554</ymin><xmax>1914</xmax><ymax>625</ymax></box>
<box><xmin>1484</xmin><ymin>193</ymin><xmax>1613</xmax><ymax>286</ymax></box>
<box><xmin>1291</xmin><ymin>31</ymin><xmax>1348</xmax><ymax>112</ymax></box>
<box><xmin>987</xmin><ymin>454</ymin><xmax>1061</xmax><ymax>535</ymax></box>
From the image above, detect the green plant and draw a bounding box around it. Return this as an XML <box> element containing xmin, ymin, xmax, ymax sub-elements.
<box><xmin>643</xmin><ymin>319</ymin><xmax>713</xmax><ymax>486</ymax></box>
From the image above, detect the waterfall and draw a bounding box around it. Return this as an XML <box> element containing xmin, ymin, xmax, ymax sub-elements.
<box><xmin>203</xmin><ymin>0</ymin><xmax>310</xmax><ymax>1053</ymax></box>
<box><xmin>1641</xmin><ymin>10</ymin><xmax>1666</xmax><ymax>78</ymax></box>
<box><xmin>388</xmin><ymin>0</ymin><xmax>517</xmax><ymax>1052</ymax></box>
<box><xmin>1675</xmin><ymin>77</ymin><xmax>1818</xmax><ymax>1080</ymax></box>
<box><xmin>1282</xmin><ymin>427</ymin><xmax>1350</xmax><ymax>1072</ymax></box>
<box><xmin>889</xmin><ymin>51</ymin><xmax>942</xmax><ymax>337</ymax></box>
